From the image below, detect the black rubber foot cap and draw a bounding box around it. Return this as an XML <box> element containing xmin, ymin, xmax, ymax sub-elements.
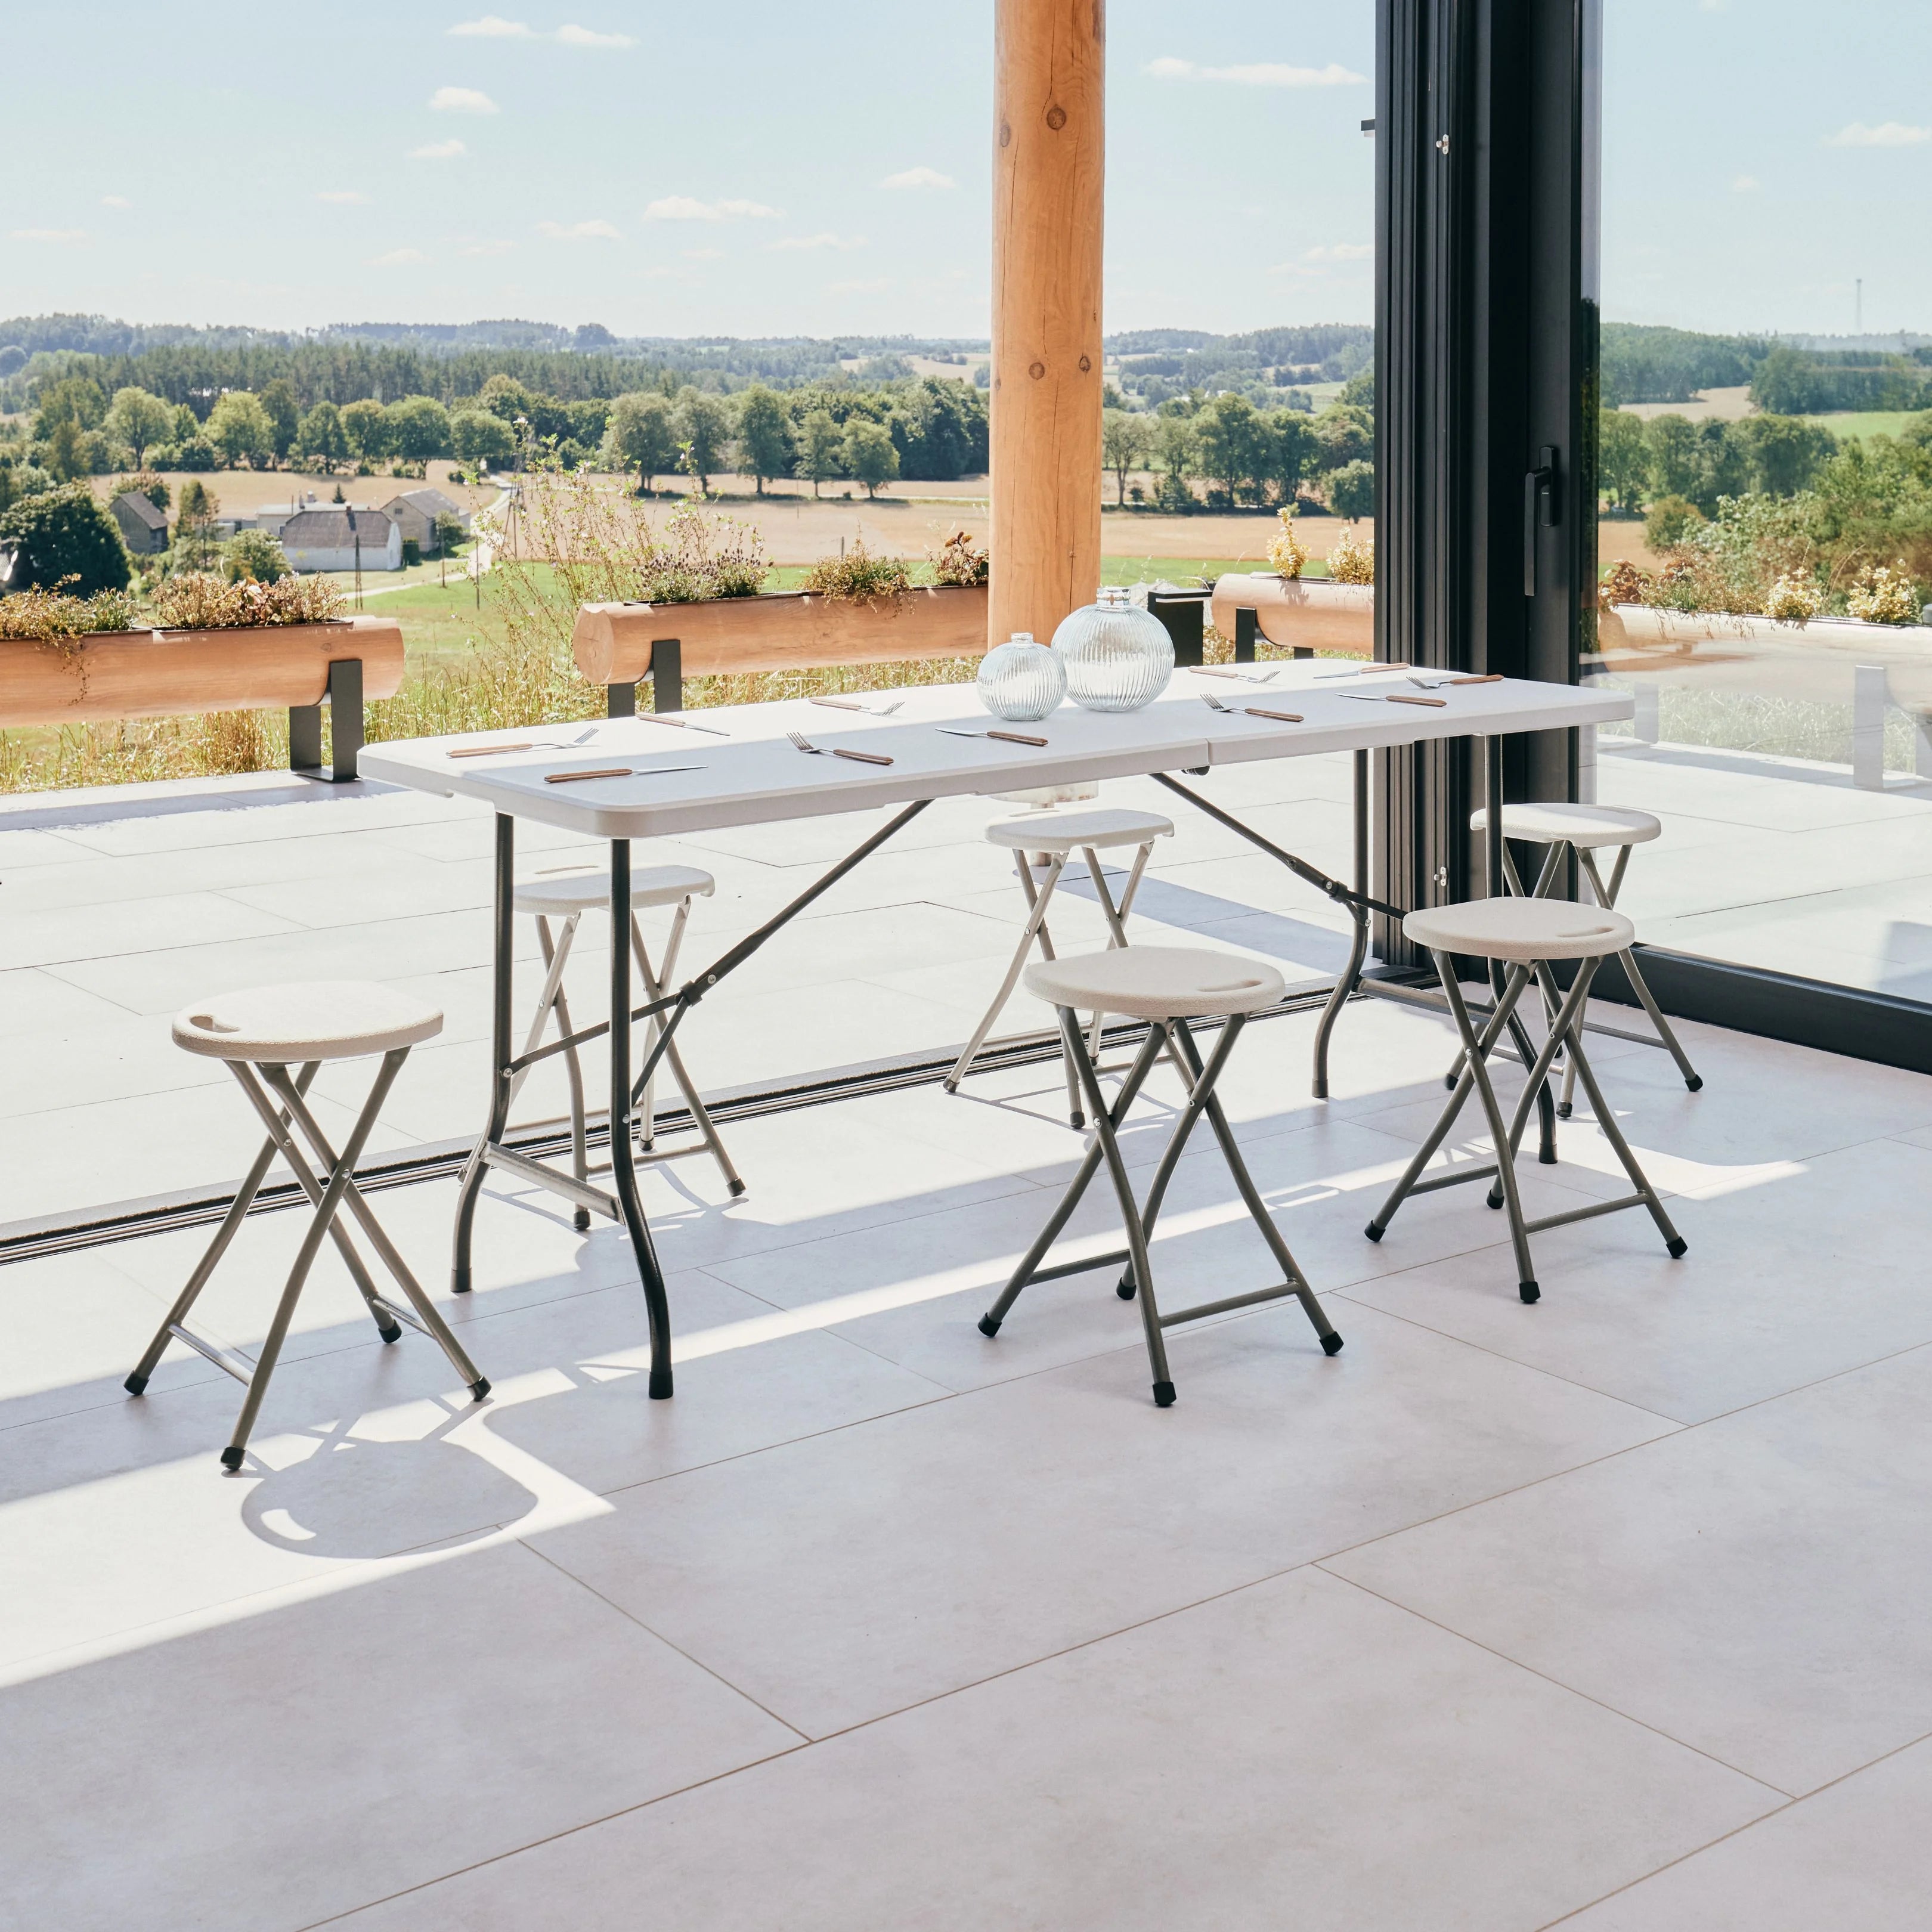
<box><xmin>377</xmin><ymin>1323</ymin><xmax>402</xmax><ymax>1345</ymax></box>
<box><xmin>977</xmin><ymin>1314</ymin><xmax>1001</xmax><ymax>1337</ymax></box>
<box><xmin>1363</xmin><ymin>1221</ymin><xmax>1383</xmax><ymax>1243</ymax></box>
<box><xmin>942</xmin><ymin>1078</ymin><xmax>959</xmax><ymax>1095</ymax></box>
<box><xmin>1667</xmin><ymin>1236</ymin><xmax>1688</xmax><ymax>1259</ymax></box>
<box><xmin>219</xmin><ymin>1446</ymin><xmax>244</xmax><ymax>1470</ymax></box>
<box><xmin>648</xmin><ymin>1368</ymin><xmax>674</xmax><ymax>1400</ymax></box>
<box><xmin>123</xmin><ymin>1372</ymin><xmax>148</xmax><ymax>1397</ymax></box>
<box><xmin>1685</xmin><ymin>1075</ymin><xmax>1704</xmax><ymax>1092</ymax></box>
<box><xmin>451</xmin><ymin>1269</ymin><xmax>472</xmax><ymax>1295</ymax></box>
<box><xmin>1321</xmin><ymin>1333</ymin><xmax>1345</xmax><ymax>1356</ymax></box>
<box><xmin>727</xmin><ymin>1179</ymin><xmax>747</xmax><ymax>1197</ymax></box>
<box><xmin>471</xmin><ymin>1377</ymin><xmax>491</xmax><ymax>1401</ymax></box>
<box><xmin>1519</xmin><ymin>1280</ymin><xmax>1541</xmax><ymax>1304</ymax></box>
<box><xmin>1312</xmin><ymin>1080</ymin><xmax>1329</xmax><ymax>1101</ymax></box>
<box><xmin>1070</xmin><ymin>1111</ymin><xmax>1085</xmax><ymax>1130</ymax></box>
<box><xmin>1539</xmin><ymin>1147</ymin><xmax>1559</xmax><ymax>1165</ymax></box>
<box><xmin>1557</xmin><ymin>1101</ymin><xmax>1573</xmax><ymax>1119</ymax></box>
<box><xmin>1487</xmin><ymin>1190</ymin><xmax>1504</xmax><ymax>1210</ymax></box>
<box><xmin>1116</xmin><ymin>1278</ymin><xmax>1137</xmax><ymax>1301</ymax></box>
<box><xmin>1444</xmin><ymin>1072</ymin><xmax>1458</xmax><ymax>1091</ymax></box>
<box><xmin>1152</xmin><ymin>1380</ymin><xmax>1176</xmax><ymax>1407</ymax></box>
<box><xmin>572</xmin><ymin>1209</ymin><xmax>592</xmax><ymax>1232</ymax></box>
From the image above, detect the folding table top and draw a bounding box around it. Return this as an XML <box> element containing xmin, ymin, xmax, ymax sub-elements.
<box><xmin>358</xmin><ymin>664</ymin><xmax>1634</xmax><ymax>841</ymax></box>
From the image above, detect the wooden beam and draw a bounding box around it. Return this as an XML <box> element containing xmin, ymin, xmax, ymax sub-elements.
<box><xmin>990</xmin><ymin>0</ymin><xmax>1105</xmax><ymax>650</ymax></box>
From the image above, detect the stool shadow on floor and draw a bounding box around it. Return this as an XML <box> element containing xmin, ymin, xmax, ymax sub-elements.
<box><xmin>241</xmin><ymin>1413</ymin><xmax>537</xmax><ymax>1561</ymax></box>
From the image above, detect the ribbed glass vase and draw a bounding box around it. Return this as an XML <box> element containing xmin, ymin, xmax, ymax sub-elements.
<box><xmin>976</xmin><ymin>631</ymin><xmax>1067</xmax><ymax>721</ymax></box>
<box><xmin>1052</xmin><ymin>588</ymin><xmax>1174</xmax><ymax>713</ymax></box>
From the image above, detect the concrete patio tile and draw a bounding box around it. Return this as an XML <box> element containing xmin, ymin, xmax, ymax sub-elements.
<box><xmin>1326</xmin><ymin>1345</ymin><xmax>1932</xmax><ymax>1795</ymax></box>
<box><xmin>1343</xmin><ymin>1135</ymin><xmax>1932</xmax><ymax>1421</ymax></box>
<box><xmin>530</xmin><ymin>1301</ymin><xmax>1675</xmax><ymax>1737</ymax></box>
<box><xmin>0</xmin><ymin>963</ymin><xmax>142</xmax><ymax>1032</ymax></box>
<box><xmin>0</xmin><ymin>1541</ymin><xmax>798</xmax><ymax>1932</ymax></box>
<box><xmin>0</xmin><ymin>890</ymin><xmax>306</xmax><ymax>973</ymax></box>
<box><xmin>1558</xmin><ymin>1736</ymin><xmax>1932</xmax><ymax>1930</ymax></box>
<box><xmin>0</xmin><ymin>1011</ymin><xmax>226</xmax><ymax>1121</ymax></box>
<box><xmin>0</xmin><ymin>826</ymin><xmax>98</xmax><ymax>868</ymax></box>
<box><xmin>333</xmin><ymin>1566</ymin><xmax>1775</xmax><ymax>1932</ymax></box>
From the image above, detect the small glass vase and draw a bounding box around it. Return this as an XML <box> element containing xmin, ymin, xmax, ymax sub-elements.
<box><xmin>1052</xmin><ymin>587</ymin><xmax>1174</xmax><ymax>713</ymax></box>
<box><xmin>976</xmin><ymin>631</ymin><xmax>1067</xmax><ymax>722</ymax></box>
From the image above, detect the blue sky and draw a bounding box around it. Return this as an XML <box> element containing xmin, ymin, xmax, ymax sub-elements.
<box><xmin>5</xmin><ymin>2</ymin><xmax>1924</xmax><ymax>342</ymax></box>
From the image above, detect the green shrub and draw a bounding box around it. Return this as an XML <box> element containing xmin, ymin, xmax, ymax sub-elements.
<box><xmin>1645</xmin><ymin>494</ymin><xmax>1705</xmax><ymax>550</ymax></box>
<box><xmin>0</xmin><ymin>482</ymin><xmax>131</xmax><ymax>594</ymax></box>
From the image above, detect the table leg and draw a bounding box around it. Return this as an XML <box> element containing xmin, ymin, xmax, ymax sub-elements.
<box><xmin>1311</xmin><ymin>748</ymin><xmax>1371</xmax><ymax>1101</ymax></box>
<box><xmin>608</xmin><ymin>838</ymin><xmax>675</xmax><ymax>1398</ymax></box>
<box><xmin>453</xmin><ymin>811</ymin><xmax>516</xmax><ymax>1294</ymax></box>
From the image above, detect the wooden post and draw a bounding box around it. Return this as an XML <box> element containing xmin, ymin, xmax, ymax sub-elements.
<box><xmin>990</xmin><ymin>0</ymin><xmax>1105</xmax><ymax>651</ymax></box>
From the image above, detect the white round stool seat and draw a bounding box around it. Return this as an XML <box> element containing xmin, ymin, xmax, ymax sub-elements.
<box><xmin>983</xmin><ymin>807</ymin><xmax>1174</xmax><ymax>855</ymax></box>
<box><xmin>1470</xmin><ymin>803</ymin><xmax>1661</xmax><ymax>850</ymax></box>
<box><xmin>513</xmin><ymin>864</ymin><xmax>716</xmax><ymax>918</ymax></box>
<box><xmin>1405</xmin><ymin>898</ymin><xmax>1635</xmax><ymax>964</ymax></box>
<box><xmin>1025</xmin><ymin>945</ymin><xmax>1285</xmax><ymax>1021</ymax></box>
<box><xmin>174</xmin><ymin>981</ymin><xmax>443</xmax><ymax>1063</ymax></box>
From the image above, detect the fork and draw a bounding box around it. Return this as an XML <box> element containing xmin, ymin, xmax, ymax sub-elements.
<box><xmin>810</xmin><ymin>696</ymin><xmax>905</xmax><ymax>716</ymax></box>
<box><xmin>1199</xmin><ymin>693</ymin><xmax>1305</xmax><ymax>723</ymax></box>
<box><xmin>1191</xmin><ymin>666</ymin><xmax>1279</xmax><ymax>685</ymax></box>
<box><xmin>786</xmin><ymin>729</ymin><xmax>894</xmax><ymax>767</ymax></box>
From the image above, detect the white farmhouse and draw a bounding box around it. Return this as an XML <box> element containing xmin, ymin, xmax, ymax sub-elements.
<box><xmin>278</xmin><ymin>507</ymin><xmax>403</xmax><ymax>573</ymax></box>
<box><xmin>379</xmin><ymin>487</ymin><xmax>469</xmax><ymax>554</ymax></box>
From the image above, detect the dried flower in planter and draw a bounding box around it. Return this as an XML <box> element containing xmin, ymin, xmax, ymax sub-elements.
<box><xmin>1764</xmin><ymin>573</ymin><xmax>1824</xmax><ymax>624</ymax></box>
<box><xmin>803</xmin><ymin>538</ymin><xmax>914</xmax><ymax>602</ymax></box>
<box><xmin>0</xmin><ymin>584</ymin><xmax>138</xmax><ymax>641</ymax></box>
<box><xmin>644</xmin><ymin>502</ymin><xmax>769</xmax><ymax>603</ymax></box>
<box><xmin>1327</xmin><ymin>524</ymin><xmax>1375</xmax><ymax>586</ymax></box>
<box><xmin>930</xmin><ymin>528</ymin><xmax>989</xmax><ymax>588</ymax></box>
<box><xmin>151</xmin><ymin>572</ymin><xmax>345</xmax><ymax>630</ymax></box>
<box><xmin>1599</xmin><ymin>559</ymin><xmax>1648</xmax><ymax>607</ymax></box>
<box><xmin>1268</xmin><ymin>506</ymin><xmax>1307</xmax><ymax>580</ymax></box>
<box><xmin>1847</xmin><ymin>561</ymin><xmax>1920</xmax><ymax>626</ymax></box>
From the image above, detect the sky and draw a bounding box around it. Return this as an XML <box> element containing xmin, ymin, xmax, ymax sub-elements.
<box><xmin>4</xmin><ymin>2</ymin><xmax>1923</xmax><ymax>343</ymax></box>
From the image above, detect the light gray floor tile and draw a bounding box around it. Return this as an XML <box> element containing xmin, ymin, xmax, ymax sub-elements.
<box><xmin>1556</xmin><ymin>1736</ymin><xmax>1932</xmax><ymax>1930</ymax></box>
<box><xmin>1327</xmin><ymin>1345</ymin><xmax>1932</xmax><ymax>1795</ymax></box>
<box><xmin>333</xmin><ymin>1566</ymin><xmax>1775</xmax><ymax>1932</ymax></box>
<box><xmin>0</xmin><ymin>1542</ymin><xmax>797</xmax><ymax>1932</ymax></box>
<box><xmin>531</xmin><ymin>1301</ymin><xmax>1675</xmax><ymax>1736</ymax></box>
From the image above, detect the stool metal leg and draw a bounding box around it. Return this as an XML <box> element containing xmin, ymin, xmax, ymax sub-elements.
<box><xmin>1578</xmin><ymin>847</ymin><xmax>1702</xmax><ymax>1094</ymax></box>
<box><xmin>628</xmin><ymin>905</ymin><xmax>745</xmax><ymax>1196</ymax></box>
<box><xmin>515</xmin><ymin>912</ymin><xmax>592</xmax><ymax>1227</ymax></box>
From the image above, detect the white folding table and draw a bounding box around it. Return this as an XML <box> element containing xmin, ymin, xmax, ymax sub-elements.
<box><xmin>361</xmin><ymin>664</ymin><xmax>1632</xmax><ymax>1399</ymax></box>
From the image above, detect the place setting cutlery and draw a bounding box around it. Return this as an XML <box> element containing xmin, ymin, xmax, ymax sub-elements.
<box><xmin>787</xmin><ymin>729</ymin><xmax>894</xmax><ymax>767</ymax></box>
<box><xmin>628</xmin><ymin>711</ymin><xmax>732</xmax><ymax>736</ymax></box>
<box><xmin>1199</xmin><ymin>692</ymin><xmax>1305</xmax><ymax>723</ymax></box>
<box><xmin>810</xmin><ymin>696</ymin><xmax>905</xmax><ymax>716</ymax></box>
<box><xmin>446</xmin><ymin>727</ymin><xmax>599</xmax><ymax>758</ymax></box>
<box><xmin>935</xmin><ymin>726</ymin><xmax>1050</xmax><ymax>746</ymax></box>
<box><xmin>541</xmin><ymin>763</ymin><xmax>710</xmax><ymax>784</ymax></box>
<box><xmin>1316</xmin><ymin>661</ymin><xmax>1412</xmax><ymax>679</ymax></box>
<box><xmin>1190</xmin><ymin>666</ymin><xmax>1280</xmax><ymax>686</ymax></box>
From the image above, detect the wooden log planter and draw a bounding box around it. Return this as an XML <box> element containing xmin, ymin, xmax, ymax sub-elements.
<box><xmin>0</xmin><ymin>615</ymin><xmax>405</xmax><ymax>782</ymax></box>
<box><xmin>573</xmin><ymin>583</ymin><xmax>990</xmax><ymax>711</ymax></box>
<box><xmin>1209</xmin><ymin>573</ymin><xmax>1375</xmax><ymax>659</ymax></box>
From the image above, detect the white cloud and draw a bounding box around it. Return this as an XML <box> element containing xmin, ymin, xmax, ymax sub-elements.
<box><xmin>1732</xmin><ymin>174</ymin><xmax>1760</xmax><ymax>192</ymax></box>
<box><xmin>11</xmin><ymin>228</ymin><xmax>86</xmax><ymax>243</ymax></box>
<box><xmin>769</xmin><ymin>232</ymin><xmax>866</xmax><ymax>252</ymax></box>
<box><xmin>315</xmin><ymin>190</ymin><xmax>370</xmax><ymax>205</ymax></box>
<box><xmin>642</xmin><ymin>195</ymin><xmax>781</xmax><ymax>221</ymax></box>
<box><xmin>881</xmin><ymin>165</ymin><xmax>955</xmax><ymax>191</ymax></box>
<box><xmin>1305</xmin><ymin>242</ymin><xmax>1371</xmax><ymax>261</ymax></box>
<box><xmin>448</xmin><ymin>16</ymin><xmax>633</xmax><ymax>45</ymax></box>
<box><xmin>100</xmin><ymin>195</ymin><xmax>131</xmax><ymax>209</ymax></box>
<box><xmin>828</xmin><ymin>276</ymin><xmax>891</xmax><ymax>295</ymax></box>
<box><xmin>1826</xmin><ymin>121</ymin><xmax>1932</xmax><ymax>148</ymax></box>
<box><xmin>537</xmin><ymin>218</ymin><xmax>621</xmax><ymax>239</ymax></box>
<box><xmin>459</xmin><ymin>240</ymin><xmax>514</xmax><ymax>256</ymax></box>
<box><xmin>430</xmin><ymin>85</ymin><xmax>499</xmax><ymax>113</ymax></box>
<box><xmin>682</xmin><ymin>246</ymin><xmax>725</xmax><ymax>260</ymax></box>
<box><xmin>371</xmin><ymin>247</ymin><xmax>429</xmax><ymax>265</ymax></box>
<box><xmin>1147</xmin><ymin>56</ymin><xmax>1367</xmax><ymax>86</ymax></box>
<box><xmin>410</xmin><ymin>139</ymin><xmax>469</xmax><ymax>159</ymax></box>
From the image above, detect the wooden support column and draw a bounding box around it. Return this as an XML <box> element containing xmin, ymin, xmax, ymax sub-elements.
<box><xmin>990</xmin><ymin>0</ymin><xmax>1105</xmax><ymax>649</ymax></box>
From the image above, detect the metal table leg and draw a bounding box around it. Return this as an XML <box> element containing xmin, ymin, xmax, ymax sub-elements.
<box><xmin>452</xmin><ymin>812</ymin><xmax>516</xmax><ymax>1295</ymax></box>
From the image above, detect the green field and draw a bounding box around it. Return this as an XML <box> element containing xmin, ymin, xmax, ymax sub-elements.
<box><xmin>1806</xmin><ymin>410</ymin><xmax>1924</xmax><ymax>442</ymax></box>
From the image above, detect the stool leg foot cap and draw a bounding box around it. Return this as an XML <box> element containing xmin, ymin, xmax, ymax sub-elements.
<box><xmin>1486</xmin><ymin>1188</ymin><xmax>1504</xmax><ymax>1210</ymax></box>
<box><xmin>1667</xmin><ymin>1236</ymin><xmax>1688</xmax><ymax>1259</ymax></box>
<box><xmin>1556</xmin><ymin>1101</ymin><xmax>1573</xmax><ymax>1119</ymax></box>
<box><xmin>1116</xmin><ymin>1277</ymin><xmax>1137</xmax><ymax>1301</ymax></box>
<box><xmin>1444</xmin><ymin>1072</ymin><xmax>1457</xmax><ymax>1091</ymax></box>
<box><xmin>1069</xmin><ymin>1110</ymin><xmax>1085</xmax><ymax>1130</ymax></box>
<box><xmin>648</xmin><ymin>1368</ymin><xmax>674</xmax><ymax>1400</ymax></box>
<box><xmin>452</xmin><ymin>1269</ymin><xmax>472</xmax><ymax>1296</ymax></box>
<box><xmin>1519</xmin><ymin>1280</ymin><xmax>1541</xmax><ymax>1304</ymax></box>
<box><xmin>124</xmin><ymin>1372</ymin><xmax>148</xmax><ymax>1397</ymax></box>
<box><xmin>1363</xmin><ymin>1222</ymin><xmax>1383</xmax><ymax>1243</ymax></box>
<box><xmin>942</xmin><ymin>1078</ymin><xmax>960</xmax><ymax>1095</ymax></box>
<box><xmin>1685</xmin><ymin>1075</ymin><xmax>1704</xmax><ymax>1092</ymax></box>
<box><xmin>727</xmin><ymin>1179</ymin><xmax>747</xmax><ymax>1197</ymax></box>
<box><xmin>977</xmin><ymin>1314</ymin><xmax>1001</xmax><ymax>1338</ymax></box>
<box><xmin>572</xmin><ymin>1208</ymin><xmax>591</xmax><ymax>1232</ymax></box>
<box><xmin>1321</xmin><ymin>1332</ymin><xmax>1345</xmax><ymax>1357</ymax></box>
<box><xmin>1538</xmin><ymin>1147</ymin><xmax>1559</xmax><ymax>1165</ymax></box>
<box><xmin>1312</xmin><ymin>1079</ymin><xmax>1330</xmax><ymax>1101</ymax></box>
<box><xmin>377</xmin><ymin>1322</ymin><xmax>402</xmax><ymax>1345</ymax></box>
<box><xmin>1152</xmin><ymin>1380</ymin><xmax>1176</xmax><ymax>1407</ymax></box>
<box><xmin>470</xmin><ymin>1378</ymin><xmax>491</xmax><ymax>1401</ymax></box>
<box><xmin>219</xmin><ymin>1446</ymin><xmax>244</xmax><ymax>1471</ymax></box>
